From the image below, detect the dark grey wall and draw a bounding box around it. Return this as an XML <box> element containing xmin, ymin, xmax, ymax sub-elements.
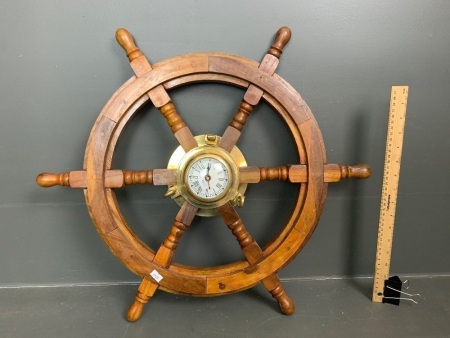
<box><xmin>1</xmin><ymin>1</ymin><xmax>449</xmax><ymax>286</ymax></box>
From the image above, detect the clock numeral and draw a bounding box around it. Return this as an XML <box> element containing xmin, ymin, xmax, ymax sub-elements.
<box><xmin>187</xmin><ymin>157</ymin><xmax>230</xmax><ymax>199</ymax></box>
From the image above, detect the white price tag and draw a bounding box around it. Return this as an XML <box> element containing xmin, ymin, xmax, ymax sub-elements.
<box><xmin>150</xmin><ymin>270</ymin><xmax>163</xmax><ymax>283</ymax></box>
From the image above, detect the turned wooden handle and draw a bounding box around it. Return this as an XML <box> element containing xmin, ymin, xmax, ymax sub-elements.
<box><xmin>271</xmin><ymin>284</ymin><xmax>295</xmax><ymax>315</ymax></box>
<box><xmin>36</xmin><ymin>172</ymin><xmax>69</xmax><ymax>187</ymax></box>
<box><xmin>115</xmin><ymin>28</ymin><xmax>142</xmax><ymax>61</ymax></box>
<box><xmin>269</xmin><ymin>26</ymin><xmax>292</xmax><ymax>58</ymax></box>
<box><xmin>127</xmin><ymin>294</ymin><xmax>148</xmax><ymax>322</ymax></box>
<box><xmin>319</xmin><ymin>164</ymin><xmax>372</xmax><ymax>183</ymax></box>
<box><xmin>340</xmin><ymin>164</ymin><xmax>372</xmax><ymax>179</ymax></box>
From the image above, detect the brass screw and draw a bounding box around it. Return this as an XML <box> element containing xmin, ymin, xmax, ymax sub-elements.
<box><xmin>205</xmin><ymin>134</ymin><xmax>218</xmax><ymax>146</ymax></box>
<box><xmin>164</xmin><ymin>186</ymin><xmax>180</xmax><ymax>199</ymax></box>
<box><xmin>232</xmin><ymin>193</ymin><xmax>245</xmax><ymax>208</ymax></box>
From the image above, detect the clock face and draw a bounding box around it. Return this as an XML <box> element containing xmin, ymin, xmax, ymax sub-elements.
<box><xmin>186</xmin><ymin>157</ymin><xmax>230</xmax><ymax>201</ymax></box>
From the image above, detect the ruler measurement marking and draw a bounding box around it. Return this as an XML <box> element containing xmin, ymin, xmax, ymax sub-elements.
<box><xmin>372</xmin><ymin>86</ymin><xmax>408</xmax><ymax>302</ymax></box>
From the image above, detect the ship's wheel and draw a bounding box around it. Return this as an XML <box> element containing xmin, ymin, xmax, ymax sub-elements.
<box><xmin>37</xmin><ymin>27</ymin><xmax>370</xmax><ymax>322</ymax></box>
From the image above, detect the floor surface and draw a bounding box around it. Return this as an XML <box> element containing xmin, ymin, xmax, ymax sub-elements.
<box><xmin>1</xmin><ymin>276</ymin><xmax>449</xmax><ymax>337</ymax></box>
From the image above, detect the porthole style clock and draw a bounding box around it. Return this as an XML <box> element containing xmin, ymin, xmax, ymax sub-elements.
<box><xmin>37</xmin><ymin>27</ymin><xmax>371</xmax><ymax>321</ymax></box>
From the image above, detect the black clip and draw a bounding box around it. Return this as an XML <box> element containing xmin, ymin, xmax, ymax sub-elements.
<box><xmin>383</xmin><ymin>276</ymin><xmax>421</xmax><ymax>305</ymax></box>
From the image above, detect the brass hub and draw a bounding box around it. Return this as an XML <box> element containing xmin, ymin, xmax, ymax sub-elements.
<box><xmin>166</xmin><ymin>134</ymin><xmax>248</xmax><ymax>216</ymax></box>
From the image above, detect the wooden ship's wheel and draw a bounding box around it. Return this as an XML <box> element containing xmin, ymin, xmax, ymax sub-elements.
<box><xmin>37</xmin><ymin>27</ymin><xmax>371</xmax><ymax>321</ymax></box>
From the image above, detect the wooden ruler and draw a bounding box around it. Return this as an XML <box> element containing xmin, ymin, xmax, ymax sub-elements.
<box><xmin>372</xmin><ymin>86</ymin><xmax>409</xmax><ymax>302</ymax></box>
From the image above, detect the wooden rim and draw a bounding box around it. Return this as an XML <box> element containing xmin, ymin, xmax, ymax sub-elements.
<box><xmin>84</xmin><ymin>52</ymin><xmax>327</xmax><ymax>296</ymax></box>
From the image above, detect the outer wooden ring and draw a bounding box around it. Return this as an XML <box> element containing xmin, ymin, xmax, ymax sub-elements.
<box><xmin>84</xmin><ymin>52</ymin><xmax>327</xmax><ymax>296</ymax></box>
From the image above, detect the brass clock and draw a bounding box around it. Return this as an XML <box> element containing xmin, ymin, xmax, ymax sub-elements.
<box><xmin>37</xmin><ymin>27</ymin><xmax>371</xmax><ymax>322</ymax></box>
<box><xmin>166</xmin><ymin>134</ymin><xmax>247</xmax><ymax>216</ymax></box>
<box><xmin>186</xmin><ymin>156</ymin><xmax>230</xmax><ymax>200</ymax></box>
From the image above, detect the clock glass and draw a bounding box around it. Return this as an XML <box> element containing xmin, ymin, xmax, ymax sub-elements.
<box><xmin>186</xmin><ymin>157</ymin><xmax>231</xmax><ymax>201</ymax></box>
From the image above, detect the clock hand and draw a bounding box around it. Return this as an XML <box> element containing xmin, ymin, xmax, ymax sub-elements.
<box><xmin>205</xmin><ymin>162</ymin><xmax>211</xmax><ymax>189</ymax></box>
<box><xmin>205</xmin><ymin>173</ymin><xmax>211</xmax><ymax>189</ymax></box>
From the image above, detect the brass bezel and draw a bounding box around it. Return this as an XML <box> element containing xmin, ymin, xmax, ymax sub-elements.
<box><xmin>167</xmin><ymin>135</ymin><xmax>248</xmax><ymax>216</ymax></box>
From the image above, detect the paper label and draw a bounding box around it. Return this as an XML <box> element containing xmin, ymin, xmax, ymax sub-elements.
<box><xmin>150</xmin><ymin>269</ymin><xmax>163</xmax><ymax>283</ymax></box>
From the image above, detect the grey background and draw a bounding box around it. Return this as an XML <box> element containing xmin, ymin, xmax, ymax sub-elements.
<box><xmin>1</xmin><ymin>0</ymin><xmax>449</xmax><ymax>287</ymax></box>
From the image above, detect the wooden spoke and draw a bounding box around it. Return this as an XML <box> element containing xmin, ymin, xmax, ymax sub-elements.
<box><xmin>217</xmin><ymin>202</ymin><xmax>295</xmax><ymax>315</ymax></box>
<box><xmin>36</xmin><ymin>169</ymin><xmax>177</xmax><ymax>188</ymax></box>
<box><xmin>239</xmin><ymin>164</ymin><xmax>371</xmax><ymax>184</ymax></box>
<box><xmin>155</xmin><ymin>202</ymin><xmax>198</xmax><ymax>267</ymax></box>
<box><xmin>219</xmin><ymin>100</ymin><xmax>254</xmax><ymax>152</ymax></box>
<box><xmin>127</xmin><ymin>202</ymin><xmax>198</xmax><ymax>322</ymax></box>
<box><xmin>239</xmin><ymin>166</ymin><xmax>290</xmax><ymax>183</ymax></box>
<box><xmin>219</xmin><ymin>27</ymin><xmax>291</xmax><ymax>152</ymax></box>
<box><xmin>116</xmin><ymin>28</ymin><xmax>197</xmax><ymax>152</ymax></box>
<box><xmin>289</xmin><ymin>164</ymin><xmax>371</xmax><ymax>183</ymax></box>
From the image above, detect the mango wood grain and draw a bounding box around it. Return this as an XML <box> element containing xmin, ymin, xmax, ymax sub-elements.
<box><xmin>37</xmin><ymin>163</ymin><xmax>369</xmax><ymax>189</ymax></box>
<box><xmin>67</xmin><ymin>31</ymin><xmax>370</xmax><ymax>325</ymax></box>
<box><xmin>36</xmin><ymin>169</ymin><xmax>176</xmax><ymax>188</ymax></box>
<box><xmin>218</xmin><ymin>27</ymin><xmax>291</xmax><ymax>152</ymax></box>
<box><xmin>41</xmin><ymin>50</ymin><xmax>316</xmax><ymax>296</ymax></box>
<box><xmin>205</xmin><ymin>118</ymin><xmax>326</xmax><ymax>295</ymax></box>
<box><xmin>243</xmin><ymin>26</ymin><xmax>290</xmax><ymax>105</ymax></box>
<box><xmin>127</xmin><ymin>202</ymin><xmax>198</xmax><ymax>321</ymax></box>
<box><xmin>36</xmin><ymin>26</ymin><xmax>372</xmax><ymax>322</ymax></box>
<box><xmin>107</xmin><ymin>177</ymin><xmax>209</xmax><ymax>296</ymax></box>
<box><xmin>84</xmin><ymin>113</ymin><xmax>208</xmax><ymax>294</ymax></box>
<box><xmin>116</xmin><ymin>28</ymin><xmax>197</xmax><ymax>152</ymax></box>
<box><xmin>239</xmin><ymin>164</ymin><xmax>371</xmax><ymax>184</ymax></box>
<box><xmin>83</xmin><ymin>77</ymin><xmax>148</xmax><ymax>168</ymax></box>
<box><xmin>218</xmin><ymin>202</ymin><xmax>295</xmax><ymax>314</ymax></box>
<box><xmin>208</xmin><ymin>55</ymin><xmax>313</xmax><ymax>127</ymax></box>
<box><xmin>82</xmin><ymin>52</ymin><xmax>321</xmax><ymax>295</ymax></box>
<box><xmin>239</xmin><ymin>166</ymin><xmax>290</xmax><ymax>183</ymax></box>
